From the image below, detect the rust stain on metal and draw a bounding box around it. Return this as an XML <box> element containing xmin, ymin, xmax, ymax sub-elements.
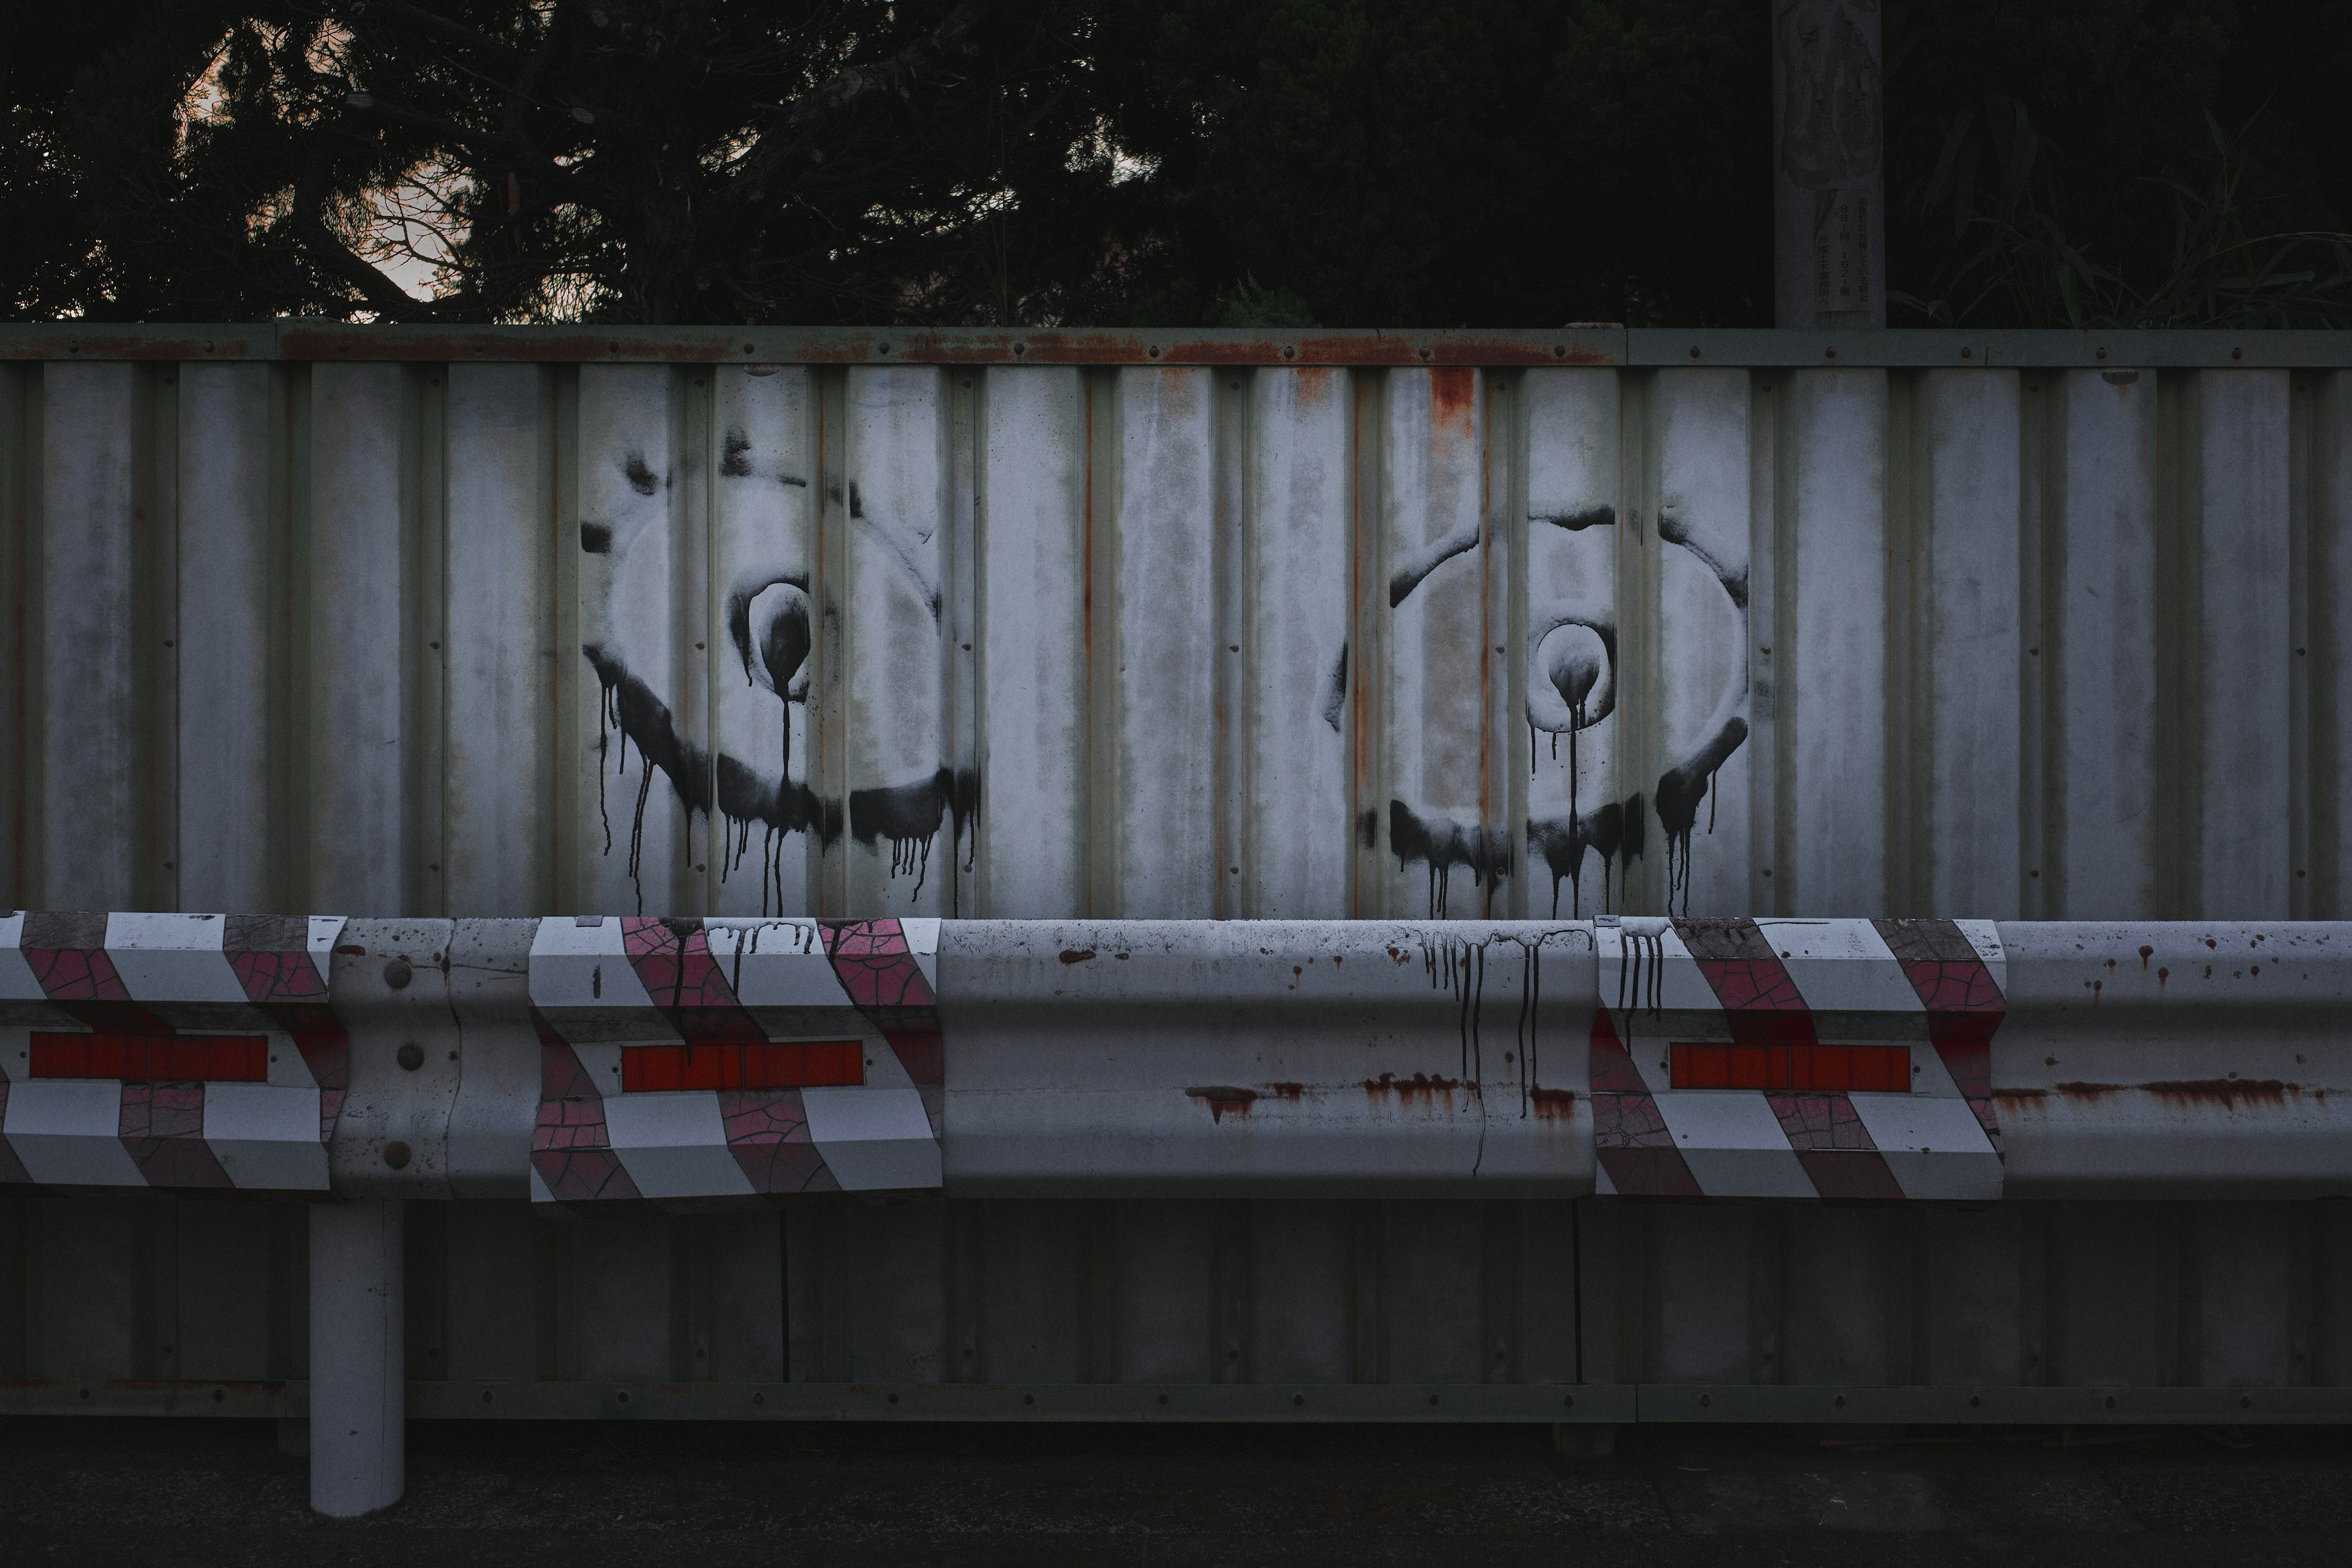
<box><xmin>1186</xmin><ymin>1085</ymin><xmax>1258</xmax><ymax>1123</ymax></box>
<box><xmin>1290</xmin><ymin>365</ymin><xmax>1340</xmax><ymax>409</ymax></box>
<box><xmin>2143</xmin><ymin>1078</ymin><xmax>2296</xmax><ymax>1111</ymax></box>
<box><xmin>1265</xmin><ymin>1081</ymin><xmax>1305</xmax><ymax>1101</ymax></box>
<box><xmin>2003</xmin><ymin>1080</ymin><xmax>2308</xmax><ymax>1113</ymax></box>
<box><xmin>1362</xmin><ymin>1070</ymin><xmax>1463</xmax><ymax>1106</ymax></box>
<box><xmin>1530</xmin><ymin>1087</ymin><xmax>1577</xmax><ymax>1121</ymax></box>
<box><xmin>1058</xmin><ymin>948</ymin><xmax>1096</xmax><ymax>965</ymax></box>
<box><xmin>1429</xmin><ymin>366</ymin><xmax>1479</xmax><ymax>438</ymax></box>
<box><xmin>3</xmin><ymin>334</ymin><xmax>255</xmax><ymax>360</ymax></box>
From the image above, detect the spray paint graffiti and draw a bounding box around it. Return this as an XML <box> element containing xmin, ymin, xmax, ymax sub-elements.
<box><xmin>1386</xmin><ymin>497</ymin><xmax>1749</xmax><ymax>919</ymax></box>
<box><xmin>577</xmin><ymin>368</ymin><xmax>975</xmax><ymax>915</ymax></box>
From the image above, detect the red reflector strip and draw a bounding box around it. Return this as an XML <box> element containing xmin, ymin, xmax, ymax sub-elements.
<box><xmin>620</xmin><ymin>1041</ymin><xmax>865</xmax><ymax>1093</ymax></box>
<box><xmin>29</xmin><ymin>1033</ymin><xmax>271</xmax><ymax>1083</ymax></box>
<box><xmin>1669</xmin><ymin>1042</ymin><xmax>1912</xmax><ymax>1093</ymax></box>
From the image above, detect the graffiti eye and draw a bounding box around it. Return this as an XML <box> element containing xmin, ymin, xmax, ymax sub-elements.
<box><xmin>1529</xmin><ymin>624</ymin><xmax>1610</xmax><ymax>734</ymax></box>
<box><xmin>746</xmin><ymin>584</ymin><xmax>811</xmax><ymax>697</ymax></box>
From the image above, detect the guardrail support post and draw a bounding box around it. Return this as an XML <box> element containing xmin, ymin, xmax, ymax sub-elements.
<box><xmin>309</xmin><ymin>1197</ymin><xmax>404</xmax><ymax>1517</ymax></box>
<box><xmin>1772</xmin><ymin>0</ymin><xmax>1887</xmax><ymax>329</ymax></box>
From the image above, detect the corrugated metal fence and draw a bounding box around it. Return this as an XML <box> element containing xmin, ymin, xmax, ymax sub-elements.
<box><xmin>7</xmin><ymin>326</ymin><xmax>2346</xmax><ymax>927</ymax></box>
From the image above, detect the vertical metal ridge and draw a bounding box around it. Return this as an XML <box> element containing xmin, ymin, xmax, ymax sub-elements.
<box><xmin>2152</xmin><ymin>372</ymin><xmax>2197</xmax><ymax>917</ymax></box>
<box><xmin>810</xmin><ymin>367</ymin><xmax>850</xmax><ymax>917</ymax></box>
<box><xmin>965</xmin><ymin>366</ymin><xmax>993</xmax><ymax>918</ymax></box>
<box><xmin>1233</xmin><ymin>371</ymin><xmax>1260</xmax><ymax>919</ymax></box>
<box><xmin>1882</xmin><ymin>369</ymin><xmax>1924</xmax><ymax>917</ymax></box>
<box><xmin>674</xmin><ymin>363</ymin><xmax>712</xmax><ymax>916</ymax></box>
<box><xmin>2019</xmin><ymin>371</ymin><xmax>2060</xmax><ymax>918</ymax></box>
<box><xmin>275</xmin><ymin>362</ymin><xmax>311</xmax><ymax>913</ymax></box>
<box><xmin>411</xmin><ymin>366</ymin><xmax>448</xmax><ymax>916</ymax></box>
<box><xmin>2312</xmin><ymin>372</ymin><xmax>2350</xmax><ymax>917</ymax></box>
<box><xmin>1501</xmin><ymin>372</ymin><xmax>1531</xmax><ymax>921</ymax></box>
<box><xmin>1349</xmin><ymin>367</ymin><xmax>1383</xmax><ymax>918</ymax></box>
<box><xmin>1480</xmin><ymin>375</ymin><xmax>1514</xmax><ymax>923</ymax></box>
<box><xmin>2290</xmin><ymin>373</ymin><xmax>2317</xmax><ymax>918</ymax></box>
<box><xmin>1748</xmin><ymin>372</ymin><xmax>1782</xmax><ymax>916</ymax></box>
<box><xmin>1616</xmin><ymin>369</ymin><xmax>1659</xmax><ymax>916</ymax></box>
<box><xmin>944</xmin><ymin>368</ymin><xmax>979</xmax><ymax>920</ymax></box>
<box><xmin>534</xmin><ymin>364</ymin><xmax>562</xmax><ymax>916</ymax></box>
<box><xmin>550</xmin><ymin>364</ymin><xmax>583</xmax><ymax>918</ymax></box>
<box><xmin>147</xmin><ymin>365</ymin><xmax>181</xmax><ymax>914</ymax></box>
<box><xmin>1769</xmin><ymin>374</ymin><xmax>1801</xmax><ymax>916</ymax></box>
<box><xmin>1082</xmin><ymin>369</ymin><xmax>1118</xmax><ymax>919</ymax></box>
<box><xmin>697</xmin><ymin>364</ymin><xmax>725</xmax><ymax>918</ymax></box>
<box><xmin>1213</xmin><ymin>369</ymin><xmax>1248</xmax><ymax>919</ymax></box>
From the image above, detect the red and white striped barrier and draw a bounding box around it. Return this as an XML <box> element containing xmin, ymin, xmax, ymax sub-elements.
<box><xmin>526</xmin><ymin>915</ymin><xmax>943</xmax><ymax>1204</ymax></box>
<box><xmin>0</xmin><ymin>911</ymin><xmax>348</xmax><ymax>1191</ymax></box>
<box><xmin>1591</xmin><ymin>916</ymin><xmax>2005</xmax><ymax>1201</ymax></box>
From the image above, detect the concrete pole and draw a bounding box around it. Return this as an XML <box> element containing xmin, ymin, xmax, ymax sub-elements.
<box><xmin>1772</xmin><ymin>0</ymin><xmax>1887</xmax><ymax>328</ymax></box>
<box><xmin>309</xmin><ymin>1198</ymin><xmax>405</xmax><ymax>1517</ymax></box>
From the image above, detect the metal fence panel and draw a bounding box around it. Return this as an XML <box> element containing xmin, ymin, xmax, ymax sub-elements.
<box><xmin>9</xmin><ymin>333</ymin><xmax>2351</xmax><ymax>924</ymax></box>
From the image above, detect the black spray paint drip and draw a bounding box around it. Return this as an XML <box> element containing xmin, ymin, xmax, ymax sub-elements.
<box><xmin>586</xmin><ymin>646</ymin><xmax>710</xmax><ymax>914</ymax></box>
<box><xmin>1384</xmin><ymin>503</ymin><xmax>1628</xmax><ymax>918</ymax></box>
<box><xmin>587</xmin><ymin>643</ymin><xmax>839</xmax><ymax>916</ymax></box>
<box><xmin>848</xmin><ymin>768</ymin><xmax>981</xmax><ymax>906</ymax></box>
<box><xmin>1654</xmin><ymin>717</ymin><xmax>1749</xmax><ymax>918</ymax></box>
<box><xmin>1417</xmin><ymin>927</ymin><xmax>1594</xmax><ymax>1174</ymax></box>
<box><xmin>1528</xmin><ymin>793</ymin><xmax>1646</xmax><ymax>919</ymax></box>
<box><xmin>1389</xmin><ymin>802</ymin><xmax>1511</xmax><ymax>921</ymax></box>
<box><xmin>717</xmin><ymin>918</ymin><xmax>823</xmax><ymax>1012</ymax></box>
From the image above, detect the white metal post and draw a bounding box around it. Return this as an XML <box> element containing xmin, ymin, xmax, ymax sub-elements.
<box><xmin>309</xmin><ymin>1197</ymin><xmax>405</xmax><ymax>1517</ymax></box>
<box><xmin>1773</xmin><ymin>0</ymin><xmax>1887</xmax><ymax>328</ymax></box>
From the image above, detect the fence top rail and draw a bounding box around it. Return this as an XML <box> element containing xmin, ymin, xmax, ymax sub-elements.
<box><xmin>2</xmin><ymin>323</ymin><xmax>2350</xmax><ymax>369</ymax></box>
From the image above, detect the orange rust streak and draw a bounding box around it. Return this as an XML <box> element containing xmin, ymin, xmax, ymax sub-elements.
<box><xmin>1289</xmin><ymin>365</ymin><xmax>1339</xmax><ymax>408</ymax></box>
<box><xmin>1361</xmin><ymin>1071</ymin><xmax>1464</xmax><ymax>1105</ymax></box>
<box><xmin>2010</xmin><ymin>1080</ymin><xmax>2311</xmax><ymax>1112</ymax></box>
<box><xmin>2143</xmin><ymin>1079</ymin><xmax>2297</xmax><ymax>1110</ymax></box>
<box><xmin>1428</xmin><ymin>366</ymin><xmax>1478</xmax><ymax>438</ymax></box>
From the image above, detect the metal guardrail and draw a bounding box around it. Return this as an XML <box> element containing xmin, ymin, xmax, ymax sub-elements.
<box><xmin>7</xmin><ymin>910</ymin><xmax>2352</xmax><ymax>1514</ymax></box>
<box><xmin>10</xmin><ymin>913</ymin><xmax>2351</xmax><ymax>1202</ymax></box>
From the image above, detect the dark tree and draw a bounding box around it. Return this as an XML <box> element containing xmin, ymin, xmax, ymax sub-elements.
<box><xmin>4</xmin><ymin>1</ymin><xmax>2349</xmax><ymax>327</ymax></box>
<box><xmin>3</xmin><ymin>1</ymin><xmax>1142</xmax><ymax>324</ymax></box>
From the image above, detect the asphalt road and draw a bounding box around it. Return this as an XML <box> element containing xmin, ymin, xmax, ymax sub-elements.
<box><xmin>7</xmin><ymin>1416</ymin><xmax>2351</xmax><ymax>1566</ymax></box>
